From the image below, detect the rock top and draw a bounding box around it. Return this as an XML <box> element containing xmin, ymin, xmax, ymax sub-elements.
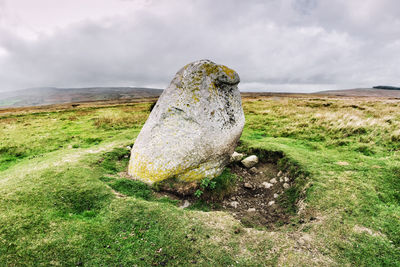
<box><xmin>128</xmin><ymin>59</ymin><xmax>245</xmax><ymax>183</ymax></box>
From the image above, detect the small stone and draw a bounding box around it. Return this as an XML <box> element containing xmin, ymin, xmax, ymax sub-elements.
<box><xmin>284</xmin><ymin>176</ymin><xmax>289</xmax><ymax>182</ymax></box>
<box><xmin>244</xmin><ymin>183</ymin><xmax>253</xmax><ymax>189</ymax></box>
<box><xmin>270</xmin><ymin>178</ymin><xmax>277</xmax><ymax>184</ymax></box>
<box><xmin>230</xmin><ymin>201</ymin><xmax>239</xmax><ymax>209</ymax></box>
<box><xmin>268</xmin><ymin>201</ymin><xmax>275</xmax><ymax>206</ymax></box>
<box><xmin>273</xmin><ymin>193</ymin><xmax>279</xmax><ymax>199</ymax></box>
<box><xmin>247</xmin><ymin>208</ymin><xmax>256</xmax><ymax>212</ymax></box>
<box><xmin>262</xmin><ymin>182</ymin><xmax>273</xmax><ymax>189</ymax></box>
<box><xmin>230</xmin><ymin>151</ymin><xmax>244</xmax><ymax>162</ymax></box>
<box><xmin>249</xmin><ymin>167</ymin><xmax>258</xmax><ymax>174</ymax></box>
<box><xmin>279</xmin><ymin>177</ymin><xmax>283</xmax><ymax>183</ymax></box>
<box><xmin>283</xmin><ymin>183</ymin><xmax>290</xmax><ymax>189</ymax></box>
<box><xmin>126</xmin><ymin>146</ymin><xmax>132</xmax><ymax>150</ymax></box>
<box><xmin>277</xmin><ymin>171</ymin><xmax>282</xmax><ymax>177</ymax></box>
<box><xmin>241</xmin><ymin>155</ymin><xmax>258</xmax><ymax>168</ymax></box>
<box><xmin>179</xmin><ymin>200</ymin><xmax>191</xmax><ymax>209</ymax></box>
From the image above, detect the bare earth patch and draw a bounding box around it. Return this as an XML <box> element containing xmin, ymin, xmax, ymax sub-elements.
<box><xmin>216</xmin><ymin>162</ymin><xmax>294</xmax><ymax>227</ymax></box>
<box><xmin>150</xmin><ymin>160</ymin><xmax>298</xmax><ymax>228</ymax></box>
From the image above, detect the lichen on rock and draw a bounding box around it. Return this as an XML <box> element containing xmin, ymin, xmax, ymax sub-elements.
<box><xmin>128</xmin><ymin>59</ymin><xmax>245</xmax><ymax>184</ymax></box>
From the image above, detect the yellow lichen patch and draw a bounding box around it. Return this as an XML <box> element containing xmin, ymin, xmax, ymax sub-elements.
<box><xmin>220</xmin><ymin>65</ymin><xmax>236</xmax><ymax>80</ymax></box>
<box><xmin>191</xmin><ymin>91</ymin><xmax>200</xmax><ymax>103</ymax></box>
<box><xmin>208</xmin><ymin>82</ymin><xmax>218</xmax><ymax>96</ymax></box>
<box><xmin>129</xmin><ymin>151</ymin><xmax>212</xmax><ymax>183</ymax></box>
<box><xmin>201</xmin><ymin>63</ymin><xmax>220</xmax><ymax>76</ymax></box>
<box><xmin>177</xmin><ymin>161</ymin><xmax>222</xmax><ymax>182</ymax></box>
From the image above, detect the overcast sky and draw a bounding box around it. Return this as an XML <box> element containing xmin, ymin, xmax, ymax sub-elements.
<box><xmin>0</xmin><ymin>0</ymin><xmax>399</xmax><ymax>93</ymax></box>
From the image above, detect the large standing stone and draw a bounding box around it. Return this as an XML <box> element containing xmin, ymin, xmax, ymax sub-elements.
<box><xmin>128</xmin><ymin>59</ymin><xmax>245</xmax><ymax>184</ymax></box>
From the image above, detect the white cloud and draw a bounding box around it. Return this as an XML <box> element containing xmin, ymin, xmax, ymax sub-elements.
<box><xmin>0</xmin><ymin>0</ymin><xmax>399</xmax><ymax>92</ymax></box>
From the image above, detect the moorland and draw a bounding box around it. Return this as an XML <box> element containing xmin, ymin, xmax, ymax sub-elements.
<box><xmin>0</xmin><ymin>94</ymin><xmax>399</xmax><ymax>266</ymax></box>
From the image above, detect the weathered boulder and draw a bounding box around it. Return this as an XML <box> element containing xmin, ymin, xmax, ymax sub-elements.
<box><xmin>128</xmin><ymin>59</ymin><xmax>245</xmax><ymax>184</ymax></box>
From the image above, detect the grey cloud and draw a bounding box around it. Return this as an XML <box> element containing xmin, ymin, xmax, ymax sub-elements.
<box><xmin>0</xmin><ymin>0</ymin><xmax>399</xmax><ymax>92</ymax></box>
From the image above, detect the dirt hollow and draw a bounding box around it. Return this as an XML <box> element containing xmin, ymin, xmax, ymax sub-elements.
<box><xmin>156</xmin><ymin>161</ymin><xmax>295</xmax><ymax>228</ymax></box>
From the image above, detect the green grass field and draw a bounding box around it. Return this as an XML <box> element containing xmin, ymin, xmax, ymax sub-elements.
<box><xmin>0</xmin><ymin>96</ymin><xmax>399</xmax><ymax>266</ymax></box>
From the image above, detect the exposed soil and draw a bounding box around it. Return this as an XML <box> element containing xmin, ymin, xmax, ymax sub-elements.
<box><xmin>154</xmin><ymin>159</ymin><xmax>296</xmax><ymax>228</ymax></box>
<box><xmin>219</xmin><ymin>162</ymin><xmax>293</xmax><ymax>227</ymax></box>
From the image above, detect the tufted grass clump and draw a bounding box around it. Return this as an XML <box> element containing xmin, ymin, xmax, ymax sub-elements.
<box><xmin>94</xmin><ymin>109</ymin><xmax>148</xmax><ymax>129</ymax></box>
<box><xmin>195</xmin><ymin>168</ymin><xmax>237</xmax><ymax>201</ymax></box>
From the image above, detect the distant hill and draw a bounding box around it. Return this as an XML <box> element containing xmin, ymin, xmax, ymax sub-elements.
<box><xmin>373</xmin><ymin>85</ymin><xmax>400</xmax><ymax>90</ymax></box>
<box><xmin>315</xmin><ymin>88</ymin><xmax>400</xmax><ymax>98</ymax></box>
<box><xmin>0</xmin><ymin>87</ymin><xmax>163</xmax><ymax>108</ymax></box>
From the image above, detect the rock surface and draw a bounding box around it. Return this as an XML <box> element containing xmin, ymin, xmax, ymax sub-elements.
<box><xmin>241</xmin><ymin>155</ymin><xmax>258</xmax><ymax>168</ymax></box>
<box><xmin>128</xmin><ymin>60</ymin><xmax>245</xmax><ymax>183</ymax></box>
<box><xmin>230</xmin><ymin>151</ymin><xmax>244</xmax><ymax>162</ymax></box>
<box><xmin>179</xmin><ymin>200</ymin><xmax>191</xmax><ymax>209</ymax></box>
<box><xmin>243</xmin><ymin>183</ymin><xmax>253</xmax><ymax>189</ymax></box>
<box><xmin>262</xmin><ymin>182</ymin><xmax>273</xmax><ymax>189</ymax></box>
<box><xmin>230</xmin><ymin>201</ymin><xmax>239</xmax><ymax>209</ymax></box>
<box><xmin>249</xmin><ymin>167</ymin><xmax>258</xmax><ymax>174</ymax></box>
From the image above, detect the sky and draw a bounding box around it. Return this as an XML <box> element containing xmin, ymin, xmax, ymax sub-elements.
<box><xmin>0</xmin><ymin>0</ymin><xmax>399</xmax><ymax>93</ymax></box>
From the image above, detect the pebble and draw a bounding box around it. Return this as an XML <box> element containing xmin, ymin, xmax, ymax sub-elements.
<box><xmin>126</xmin><ymin>146</ymin><xmax>131</xmax><ymax>150</ymax></box>
<box><xmin>244</xmin><ymin>183</ymin><xmax>253</xmax><ymax>189</ymax></box>
<box><xmin>262</xmin><ymin>182</ymin><xmax>273</xmax><ymax>189</ymax></box>
<box><xmin>270</xmin><ymin>178</ymin><xmax>277</xmax><ymax>184</ymax></box>
<box><xmin>279</xmin><ymin>177</ymin><xmax>283</xmax><ymax>182</ymax></box>
<box><xmin>249</xmin><ymin>167</ymin><xmax>258</xmax><ymax>174</ymax></box>
<box><xmin>247</xmin><ymin>208</ymin><xmax>256</xmax><ymax>212</ymax></box>
<box><xmin>230</xmin><ymin>151</ymin><xmax>244</xmax><ymax>162</ymax></box>
<box><xmin>284</xmin><ymin>176</ymin><xmax>289</xmax><ymax>182</ymax></box>
<box><xmin>273</xmin><ymin>193</ymin><xmax>279</xmax><ymax>199</ymax></box>
<box><xmin>179</xmin><ymin>200</ymin><xmax>190</xmax><ymax>209</ymax></box>
<box><xmin>268</xmin><ymin>200</ymin><xmax>275</xmax><ymax>206</ymax></box>
<box><xmin>230</xmin><ymin>201</ymin><xmax>239</xmax><ymax>209</ymax></box>
<box><xmin>241</xmin><ymin>155</ymin><xmax>259</xmax><ymax>168</ymax></box>
<box><xmin>283</xmin><ymin>183</ymin><xmax>290</xmax><ymax>189</ymax></box>
<box><xmin>277</xmin><ymin>171</ymin><xmax>282</xmax><ymax>177</ymax></box>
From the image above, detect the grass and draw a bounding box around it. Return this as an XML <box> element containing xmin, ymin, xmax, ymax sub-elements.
<box><xmin>0</xmin><ymin>96</ymin><xmax>399</xmax><ymax>266</ymax></box>
<box><xmin>199</xmin><ymin>168</ymin><xmax>238</xmax><ymax>201</ymax></box>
